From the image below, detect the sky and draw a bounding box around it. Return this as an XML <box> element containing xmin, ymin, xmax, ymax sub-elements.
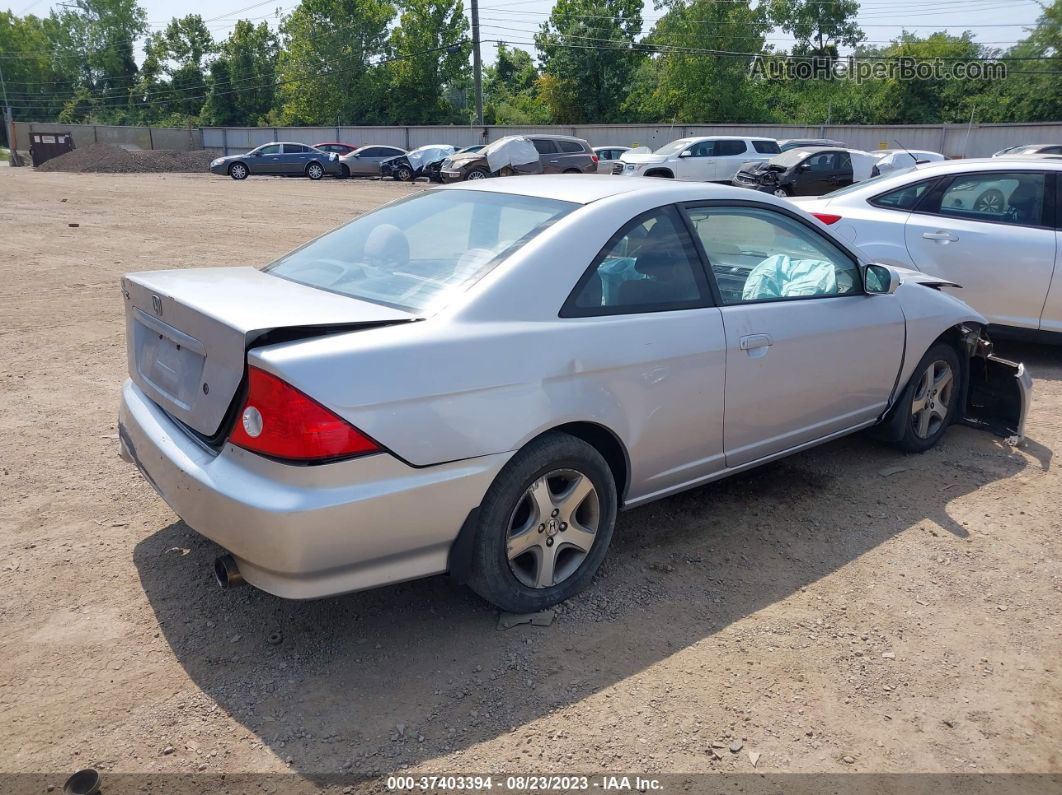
<box><xmin>5</xmin><ymin>0</ymin><xmax>1048</xmax><ymax>66</ymax></box>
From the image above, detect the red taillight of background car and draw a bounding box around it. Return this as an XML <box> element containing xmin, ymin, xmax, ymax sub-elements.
<box><xmin>591</xmin><ymin>154</ymin><xmax>599</xmax><ymax>162</ymax></box>
<box><xmin>229</xmin><ymin>367</ymin><xmax>380</xmax><ymax>461</ymax></box>
<box><xmin>812</xmin><ymin>213</ymin><xmax>842</xmax><ymax>225</ymax></box>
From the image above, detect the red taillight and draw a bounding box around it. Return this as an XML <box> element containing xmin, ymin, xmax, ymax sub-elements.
<box><xmin>812</xmin><ymin>213</ymin><xmax>842</xmax><ymax>225</ymax></box>
<box><xmin>229</xmin><ymin>367</ymin><xmax>380</xmax><ymax>461</ymax></box>
<box><xmin>591</xmin><ymin>154</ymin><xmax>599</xmax><ymax>162</ymax></box>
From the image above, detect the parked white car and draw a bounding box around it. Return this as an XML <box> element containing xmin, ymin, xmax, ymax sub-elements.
<box><xmin>795</xmin><ymin>159</ymin><xmax>1062</xmax><ymax>334</ymax></box>
<box><xmin>614</xmin><ymin>136</ymin><xmax>781</xmax><ymax>181</ymax></box>
<box><xmin>871</xmin><ymin>149</ymin><xmax>946</xmax><ymax>177</ymax></box>
<box><xmin>593</xmin><ymin>146</ymin><xmax>631</xmax><ymax>173</ymax></box>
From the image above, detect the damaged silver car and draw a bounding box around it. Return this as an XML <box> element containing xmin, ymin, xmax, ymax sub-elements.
<box><xmin>117</xmin><ymin>177</ymin><xmax>1030</xmax><ymax>612</ymax></box>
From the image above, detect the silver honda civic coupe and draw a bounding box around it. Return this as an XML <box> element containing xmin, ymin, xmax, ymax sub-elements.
<box><xmin>118</xmin><ymin>176</ymin><xmax>1030</xmax><ymax>612</ymax></box>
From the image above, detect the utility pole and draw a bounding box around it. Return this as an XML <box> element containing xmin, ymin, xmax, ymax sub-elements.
<box><xmin>470</xmin><ymin>0</ymin><xmax>483</xmax><ymax>126</ymax></box>
<box><xmin>0</xmin><ymin>59</ymin><xmax>19</xmax><ymax>166</ymax></box>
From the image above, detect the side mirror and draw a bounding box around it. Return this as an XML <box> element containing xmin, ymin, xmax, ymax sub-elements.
<box><xmin>799</xmin><ymin>162</ymin><xmax>811</xmax><ymax>170</ymax></box>
<box><xmin>678</xmin><ymin>150</ymin><xmax>692</xmax><ymax>158</ymax></box>
<box><xmin>864</xmin><ymin>263</ymin><xmax>900</xmax><ymax>295</ymax></box>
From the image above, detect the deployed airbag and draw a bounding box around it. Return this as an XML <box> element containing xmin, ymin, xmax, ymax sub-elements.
<box><xmin>485</xmin><ymin>136</ymin><xmax>540</xmax><ymax>174</ymax></box>
<box><xmin>742</xmin><ymin>255</ymin><xmax>838</xmax><ymax>301</ymax></box>
<box><xmin>406</xmin><ymin>145</ymin><xmax>455</xmax><ymax>171</ymax></box>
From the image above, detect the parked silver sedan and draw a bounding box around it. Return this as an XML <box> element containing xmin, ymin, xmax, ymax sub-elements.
<box><xmin>118</xmin><ymin>177</ymin><xmax>1029</xmax><ymax>611</ymax></box>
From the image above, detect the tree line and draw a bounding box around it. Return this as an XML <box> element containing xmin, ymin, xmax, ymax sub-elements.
<box><xmin>0</xmin><ymin>0</ymin><xmax>1058</xmax><ymax>133</ymax></box>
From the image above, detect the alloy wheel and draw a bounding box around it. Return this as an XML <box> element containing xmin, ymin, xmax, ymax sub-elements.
<box><xmin>308</xmin><ymin>163</ymin><xmax>323</xmax><ymax>179</ymax></box>
<box><xmin>230</xmin><ymin>163</ymin><xmax>247</xmax><ymax>179</ymax></box>
<box><xmin>506</xmin><ymin>469</ymin><xmax>600</xmax><ymax>589</ymax></box>
<box><xmin>466</xmin><ymin>169</ymin><xmax>487</xmax><ymax>180</ymax></box>
<box><xmin>911</xmin><ymin>360</ymin><xmax>954</xmax><ymax>439</ymax></box>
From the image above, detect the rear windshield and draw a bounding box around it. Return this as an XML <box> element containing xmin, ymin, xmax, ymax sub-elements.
<box><xmin>265</xmin><ymin>190</ymin><xmax>575</xmax><ymax>313</ymax></box>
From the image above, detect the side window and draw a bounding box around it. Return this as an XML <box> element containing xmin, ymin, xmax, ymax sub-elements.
<box><xmin>686</xmin><ymin>140</ymin><xmax>714</xmax><ymax>157</ymax></box>
<box><xmin>837</xmin><ymin>152</ymin><xmax>852</xmax><ymax>171</ymax></box>
<box><xmin>257</xmin><ymin>144</ymin><xmax>281</xmax><ymax>155</ymax></box>
<box><xmin>557</xmin><ymin>140</ymin><xmax>584</xmax><ymax>153</ymax></box>
<box><xmin>932</xmin><ymin>172</ymin><xmax>1045</xmax><ymax>226</ymax></box>
<box><xmin>753</xmin><ymin>140</ymin><xmax>781</xmax><ymax>154</ymax></box>
<box><xmin>716</xmin><ymin>140</ymin><xmax>748</xmax><ymax>157</ymax></box>
<box><xmin>598</xmin><ymin>150</ymin><xmax>613</xmax><ymax>161</ymax></box>
<box><xmin>532</xmin><ymin>139</ymin><xmax>558</xmax><ymax>155</ymax></box>
<box><xmin>870</xmin><ymin>179</ymin><xmax>936</xmax><ymax>211</ymax></box>
<box><xmin>361</xmin><ymin>147</ymin><xmax>385</xmax><ymax>157</ymax></box>
<box><xmin>806</xmin><ymin>152</ymin><xmax>834</xmax><ymax>171</ymax></box>
<box><xmin>562</xmin><ymin>206</ymin><xmax>710</xmax><ymax>316</ymax></box>
<box><xmin>1043</xmin><ymin>146</ymin><xmax>1062</xmax><ymax>155</ymax></box>
<box><xmin>684</xmin><ymin>206</ymin><xmax>861</xmax><ymax>305</ymax></box>
<box><xmin>284</xmin><ymin>144</ymin><xmax>308</xmax><ymax>153</ymax></box>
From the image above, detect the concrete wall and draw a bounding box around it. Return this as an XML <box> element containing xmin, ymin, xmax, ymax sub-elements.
<box><xmin>202</xmin><ymin>122</ymin><xmax>1062</xmax><ymax>158</ymax></box>
<box><xmin>12</xmin><ymin>121</ymin><xmax>202</xmax><ymax>152</ymax></box>
<box><xmin>11</xmin><ymin>120</ymin><xmax>1061</xmax><ymax>159</ymax></box>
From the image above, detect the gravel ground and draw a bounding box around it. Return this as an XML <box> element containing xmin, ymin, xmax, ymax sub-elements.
<box><xmin>0</xmin><ymin>169</ymin><xmax>1060</xmax><ymax>791</ymax></box>
<box><xmin>37</xmin><ymin>144</ymin><xmax>216</xmax><ymax>173</ymax></box>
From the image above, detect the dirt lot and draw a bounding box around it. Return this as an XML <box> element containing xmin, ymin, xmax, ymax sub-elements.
<box><xmin>1</xmin><ymin>169</ymin><xmax>1060</xmax><ymax>790</ymax></box>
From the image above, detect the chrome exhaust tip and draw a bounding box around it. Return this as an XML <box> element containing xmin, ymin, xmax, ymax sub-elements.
<box><xmin>213</xmin><ymin>554</ymin><xmax>244</xmax><ymax>589</ymax></box>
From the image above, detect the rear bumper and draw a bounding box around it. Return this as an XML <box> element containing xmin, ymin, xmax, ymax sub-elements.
<box><xmin>118</xmin><ymin>379</ymin><xmax>510</xmax><ymax>599</ymax></box>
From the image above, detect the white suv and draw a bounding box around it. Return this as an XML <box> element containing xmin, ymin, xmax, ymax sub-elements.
<box><xmin>614</xmin><ymin>136</ymin><xmax>781</xmax><ymax>182</ymax></box>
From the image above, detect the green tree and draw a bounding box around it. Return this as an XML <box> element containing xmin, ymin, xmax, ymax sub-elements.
<box><xmin>635</xmin><ymin>0</ymin><xmax>771</xmax><ymax>122</ymax></box>
<box><xmin>275</xmin><ymin>0</ymin><xmax>394</xmax><ymax>125</ymax></box>
<box><xmin>0</xmin><ymin>11</ymin><xmax>79</xmax><ymax>124</ymax></box>
<box><xmin>51</xmin><ymin>0</ymin><xmax>148</xmax><ymax>120</ymax></box>
<box><xmin>989</xmin><ymin>0</ymin><xmax>1062</xmax><ymax>122</ymax></box>
<box><xmin>483</xmin><ymin>43</ymin><xmax>547</xmax><ymax>123</ymax></box>
<box><xmin>768</xmin><ymin>0</ymin><xmax>863</xmax><ymax>58</ymax></box>
<box><xmin>534</xmin><ymin>0</ymin><xmax>643</xmax><ymax>122</ymax></box>
<box><xmin>202</xmin><ymin>20</ymin><xmax>280</xmax><ymax>126</ymax></box>
<box><xmin>385</xmin><ymin>0</ymin><xmax>471</xmax><ymax>123</ymax></box>
<box><xmin>139</xmin><ymin>15</ymin><xmax>215</xmax><ymax>121</ymax></box>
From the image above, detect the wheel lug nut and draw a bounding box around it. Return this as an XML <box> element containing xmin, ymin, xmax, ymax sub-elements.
<box><xmin>538</xmin><ymin>524</ymin><xmax>545</xmax><ymax>533</ymax></box>
<box><xmin>551</xmin><ymin>509</ymin><xmax>559</xmax><ymax>517</ymax></box>
<box><xmin>546</xmin><ymin>537</ymin><xmax>554</xmax><ymax>547</ymax></box>
<box><xmin>559</xmin><ymin>523</ymin><xmax>567</xmax><ymax>531</ymax></box>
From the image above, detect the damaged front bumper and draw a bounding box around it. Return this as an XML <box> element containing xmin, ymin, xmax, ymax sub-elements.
<box><xmin>962</xmin><ymin>337</ymin><xmax>1032</xmax><ymax>441</ymax></box>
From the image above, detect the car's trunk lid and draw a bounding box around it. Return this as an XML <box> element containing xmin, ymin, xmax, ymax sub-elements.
<box><xmin>121</xmin><ymin>267</ymin><xmax>412</xmax><ymax>437</ymax></box>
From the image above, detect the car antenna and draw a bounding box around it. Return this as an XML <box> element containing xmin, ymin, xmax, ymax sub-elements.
<box><xmin>893</xmin><ymin>138</ymin><xmax>924</xmax><ymax>165</ymax></box>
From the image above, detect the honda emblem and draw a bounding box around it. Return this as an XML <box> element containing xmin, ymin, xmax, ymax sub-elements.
<box><xmin>151</xmin><ymin>295</ymin><xmax>163</xmax><ymax>316</ymax></box>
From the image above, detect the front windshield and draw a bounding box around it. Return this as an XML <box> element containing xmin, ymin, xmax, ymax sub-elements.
<box><xmin>265</xmin><ymin>190</ymin><xmax>575</xmax><ymax>313</ymax></box>
<box><xmin>822</xmin><ymin>167</ymin><xmax>915</xmax><ymax>198</ymax></box>
<box><xmin>654</xmin><ymin>139</ymin><xmax>693</xmax><ymax>156</ymax></box>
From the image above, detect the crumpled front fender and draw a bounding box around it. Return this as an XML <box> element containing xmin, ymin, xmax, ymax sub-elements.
<box><xmin>962</xmin><ymin>334</ymin><xmax>1031</xmax><ymax>442</ymax></box>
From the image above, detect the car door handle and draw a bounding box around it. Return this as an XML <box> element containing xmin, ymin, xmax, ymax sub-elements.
<box><xmin>922</xmin><ymin>231</ymin><xmax>958</xmax><ymax>242</ymax></box>
<box><xmin>739</xmin><ymin>333</ymin><xmax>773</xmax><ymax>351</ymax></box>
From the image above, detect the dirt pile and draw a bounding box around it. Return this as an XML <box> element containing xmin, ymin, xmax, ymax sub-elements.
<box><xmin>37</xmin><ymin>143</ymin><xmax>215</xmax><ymax>174</ymax></box>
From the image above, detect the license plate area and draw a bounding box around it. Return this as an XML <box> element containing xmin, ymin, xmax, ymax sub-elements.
<box><xmin>133</xmin><ymin>308</ymin><xmax>206</xmax><ymax>411</ymax></box>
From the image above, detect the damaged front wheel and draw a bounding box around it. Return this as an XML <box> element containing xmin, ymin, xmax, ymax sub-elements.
<box><xmin>892</xmin><ymin>343</ymin><xmax>961</xmax><ymax>453</ymax></box>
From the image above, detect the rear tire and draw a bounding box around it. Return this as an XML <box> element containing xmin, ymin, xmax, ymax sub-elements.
<box><xmin>306</xmin><ymin>162</ymin><xmax>324</xmax><ymax>180</ymax></box>
<box><xmin>890</xmin><ymin>343</ymin><xmax>961</xmax><ymax>453</ymax></box>
<box><xmin>228</xmin><ymin>162</ymin><xmax>248</xmax><ymax>180</ymax></box>
<box><xmin>468</xmin><ymin>433</ymin><xmax>618</xmax><ymax>612</ymax></box>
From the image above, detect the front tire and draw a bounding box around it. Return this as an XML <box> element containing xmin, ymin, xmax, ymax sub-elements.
<box><xmin>468</xmin><ymin>433</ymin><xmax>618</xmax><ymax>612</ymax></box>
<box><xmin>228</xmin><ymin>162</ymin><xmax>248</xmax><ymax>180</ymax></box>
<box><xmin>306</xmin><ymin>162</ymin><xmax>325</xmax><ymax>180</ymax></box>
<box><xmin>891</xmin><ymin>343</ymin><xmax>961</xmax><ymax>453</ymax></box>
<box><xmin>395</xmin><ymin>165</ymin><xmax>413</xmax><ymax>181</ymax></box>
<box><xmin>465</xmin><ymin>167</ymin><xmax>490</xmax><ymax>181</ymax></box>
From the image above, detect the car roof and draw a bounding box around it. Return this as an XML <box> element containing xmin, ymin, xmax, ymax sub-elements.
<box><xmin>435</xmin><ymin>174</ymin><xmax>784</xmax><ymax>205</ymax></box>
<box><xmin>913</xmin><ymin>157</ymin><xmax>1062</xmax><ymax>171</ymax></box>
<box><xmin>593</xmin><ymin>145</ymin><xmax>630</xmax><ymax>150</ymax></box>
<box><xmin>680</xmin><ymin>135</ymin><xmax>776</xmax><ymax>142</ymax></box>
<box><xmin>523</xmin><ymin>133</ymin><xmax>587</xmax><ymax>141</ymax></box>
<box><xmin>312</xmin><ymin>141</ymin><xmax>350</xmax><ymax>146</ymax></box>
